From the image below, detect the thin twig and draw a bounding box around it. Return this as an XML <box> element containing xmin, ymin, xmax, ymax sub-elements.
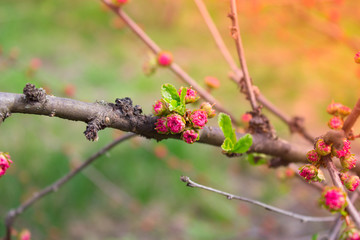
<box><xmin>323</xmin><ymin>155</ymin><xmax>360</xmax><ymax>229</ymax></box>
<box><xmin>4</xmin><ymin>133</ymin><xmax>135</xmax><ymax>240</ymax></box>
<box><xmin>194</xmin><ymin>0</ymin><xmax>314</xmax><ymax>142</ymax></box>
<box><xmin>228</xmin><ymin>0</ymin><xmax>258</xmax><ymax>110</ymax></box>
<box><xmin>180</xmin><ymin>176</ymin><xmax>335</xmax><ymax>223</ymax></box>
<box><xmin>101</xmin><ymin>0</ymin><xmax>238</xmax><ymax>124</ymax></box>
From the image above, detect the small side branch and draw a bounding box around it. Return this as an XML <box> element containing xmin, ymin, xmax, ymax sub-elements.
<box><xmin>4</xmin><ymin>133</ymin><xmax>135</xmax><ymax>240</ymax></box>
<box><xmin>228</xmin><ymin>0</ymin><xmax>258</xmax><ymax>110</ymax></box>
<box><xmin>180</xmin><ymin>176</ymin><xmax>335</xmax><ymax>223</ymax></box>
<box><xmin>101</xmin><ymin>0</ymin><xmax>238</xmax><ymax>124</ymax></box>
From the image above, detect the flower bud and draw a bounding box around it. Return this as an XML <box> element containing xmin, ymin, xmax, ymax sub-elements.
<box><xmin>204</xmin><ymin>76</ymin><xmax>220</xmax><ymax>89</ymax></box>
<box><xmin>111</xmin><ymin>0</ymin><xmax>128</xmax><ymax>6</ymax></box>
<box><xmin>166</xmin><ymin>114</ymin><xmax>186</xmax><ymax>134</ymax></box>
<box><xmin>340</xmin><ymin>226</ymin><xmax>360</xmax><ymax>240</ymax></box>
<box><xmin>339</xmin><ymin>171</ymin><xmax>349</xmax><ymax>184</ymax></box>
<box><xmin>152</xmin><ymin>99</ymin><xmax>168</xmax><ymax>116</ymax></box>
<box><xmin>327</xmin><ymin>102</ymin><xmax>342</xmax><ymax>115</ymax></box>
<box><xmin>306</xmin><ymin>150</ymin><xmax>321</xmax><ymax>164</ymax></box>
<box><xmin>299</xmin><ymin>164</ymin><xmax>323</xmax><ymax>183</ymax></box>
<box><xmin>154</xmin><ymin>117</ymin><xmax>169</xmax><ymax>134</ymax></box>
<box><xmin>339</xmin><ymin>105</ymin><xmax>351</xmax><ymax>118</ymax></box>
<box><xmin>315</xmin><ymin>138</ymin><xmax>332</xmax><ymax>156</ymax></box>
<box><xmin>190</xmin><ymin>109</ymin><xmax>208</xmax><ymax>129</ymax></box>
<box><xmin>200</xmin><ymin>102</ymin><xmax>216</xmax><ymax>118</ymax></box>
<box><xmin>344</xmin><ymin>175</ymin><xmax>360</xmax><ymax>192</ymax></box>
<box><xmin>0</xmin><ymin>152</ymin><xmax>12</xmax><ymax>177</ymax></box>
<box><xmin>328</xmin><ymin>116</ymin><xmax>343</xmax><ymax>130</ymax></box>
<box><xmin>182</xmin><ymin>129</ymin><xmax>199</xmax><ymax>144</ymax></box>
<box><xmin>178</xmin><ymin>87</ymin><xmax>199</xmax><ymax>104</ymax></box>
<box><xmin>320</xmin><ymin>186</ymin><xmax>347</xmax><ymax>213</ymax></box>
<box><xmin>19</xmin><ymin>229</ymin><xmax>31</xmax><ymax>240</ymax></box>
<box><xmin>354</xmin><ymin>51</ymin><xmax>360</xmax><ymax>64</ymax></box>
<box><xmin>340</xmin><ymin>154</ymin><xmax>357</xmax><ymax>170</ymax></box>
<box><xmin>157</xmin><ymin>51</ymin><xmax>173</xmax><ymax>66</ymax></box>
<box><xmin>332</xmin><ymin>139</ymin><xmax>351</xmax><ymax>159</ymax></box>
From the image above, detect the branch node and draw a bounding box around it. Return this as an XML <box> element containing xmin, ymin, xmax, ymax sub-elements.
<box><xmin>23</xmin><ymin>83</ymin><xmax>47</xmax><ymax>104</ymax></box>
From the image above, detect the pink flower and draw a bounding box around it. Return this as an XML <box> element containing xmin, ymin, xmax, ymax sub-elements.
<box><xmin>200</xmin><ymin>102</ymin><xmax>216</xmax><ymax>118</ymax></box>
<box><xmin>341</xmin><ymin>154</ymin><xmax>357</xmax><ymax>170</ymax></box>
<box><xmin>166</xmin><ymin>114</ymin><xmax>185</xmax><ymax>134</ymax></box>
<box><xmin>241</xmin><ymin>113</ymin><xmax>252</xmax><ymax>123</ymax></box>
<box><xmin>0</xmin><ymin>152</ymin><xmax>12</xmax><ymax>177</ymax></box>
<box><xmin>328</xmin><ymin>116</ymin><xmax>343</xmax><ymax>129</ymax></box>
<box><xmin>306</xmin><ymin>150</ymin><xmax>321</xmax><ymax>164</ymax></box>
<box><xmin>190</xmin><ymin>109</ymin><xmax>208</xmax><ymax>129</ymax></box>
<box><xmin>178</xmin><ymin>87</ymin><xmax>199</xmax><ymax>104</ymax></box>
<box><xmin>157</xmin><ymin>51</ymin><xmax>173</xmax><ymax>66</ymax></box>
<box><xmin>354</xmin><ymin>51</ymin><xmax>360</xmax><ymax>64</ymax></box>
<box><xmin>340</xmin><ymin>227</ymin><xmax>360</xmax><ymax>240</ymax></box>
<box><xmin>333</xmin><ymin>139</ymin><xmax>351</xmax><ymax>159</ymax></box>
<box><xmin>315</xmin><ymin>138</ymin><xmax>331</xmax><ymax>156</ymax></box>
<box><xmin>19</xmin><ymin>229</ymin><xmax>31</xmax><ymax>240</ymax></box>
<box><xmin>344</xmin><ymin>175</ymin><xmax>360</xmax><ymax>192</ymax></box>
<box><xmin>154</xmin><ymin>117</ymin><xmax>169</xmax><ymax>134</ymax></box>
<box><xmin>299</xmin><ymin>164</ymin><xmax>321</xmax><ymax>182</ymax></box>
<box><xmin>152</xmin><ymin>100</ymin><xmax>168</xmax><ymax>116</ymax></box>
<box><xmin>182</xmin><ymin>129</ymin><xmax>199</xmax><ymax>144</ymax></box>
<box><xmin>320</xmin><ymin>187</ymin><xmax>347</xmax><ymax>212</ymax></box>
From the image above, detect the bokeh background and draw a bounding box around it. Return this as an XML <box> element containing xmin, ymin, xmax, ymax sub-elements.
<box><xmin>1</xmin><ymin>0</ymin><xmax>360</xmax><ymax>239</ymax></box>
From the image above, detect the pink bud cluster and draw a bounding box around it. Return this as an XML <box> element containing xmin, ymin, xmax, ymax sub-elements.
<box><xmin>326</xmin><ymin>102</ymin><xmax>351</xmax><ymax>130</ymax></box>
<box><xmin>340</xmin><ymin>226</ymin><xmax>360</xmax><ymax>240</ymax></box>
<box><xmin>153</xmin><ymin>86</ymin><xmax>216</xmax><ymax>144</ymax></box>
<box><xmin>319</xmin><ymin>186</ymin><xmax>347</xmax><ymax>213</ymax></box>
<box><xmin>0</xmin><ymin>152</ymin><xmax>13</xmax><ymax>177</ymax></box>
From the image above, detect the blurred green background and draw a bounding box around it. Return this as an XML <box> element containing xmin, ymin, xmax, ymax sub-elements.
<box><xmin>1</xmin><ymin>0</ymin><xmax>359</xmax><ymax>239</ymax></box>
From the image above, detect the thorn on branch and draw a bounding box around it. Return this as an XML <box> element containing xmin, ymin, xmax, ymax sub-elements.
<box><xmin>23</xmin><ymin>83</ymin><xmax>47</xmax><ymax>104</ymax></box>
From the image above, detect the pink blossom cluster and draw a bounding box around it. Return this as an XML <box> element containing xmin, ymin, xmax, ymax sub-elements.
<box><xmin>153</xmin><ymin>86</ymin><xmax>216</xmax><ymax>144</ymax></box>
<box><xmin>340</xmin><ymin>226</ymin><xmax>360</xmax><ymax>240</ymax></box>
<box><xmin>320</xmin><ymin>187</ymin><xmax>347</xmax><ymax>213</ymax></box>
<box><xmin>0</xmin><ymin>152</ymin><xmax>12</xmax><ymax>177</ymax></box>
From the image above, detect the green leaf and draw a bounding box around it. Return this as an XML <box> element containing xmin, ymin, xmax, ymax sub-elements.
<box><xmin>311</xmin><ymin>233</ymin><xmax>318</xmax><ymax>240</ymax></box>
<box><xmin>168</xmin><ymin>100</ymin><xmax>179</xmax><ymax>111</ymax></box>
<box><xmin>218</xmin><ymin>113</ymin><xmax>236</xmax><ymax>144</ymax></box>
<box><xmin>161</xmin><ymin>84</ymin><xmax>180</xmax><ymax>103</ymax></box>
<box><xmin>221</xmin><ymin>137</ymin><xmax>234</xmax><ymax>152</ymax></box>
<box><xmin>232</xmin><ymin>134</ymin><xmax>253</xmax><ymax>154</ymax></box>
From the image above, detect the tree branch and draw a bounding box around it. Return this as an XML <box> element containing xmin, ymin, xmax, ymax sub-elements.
<box><xmin>193</xmin><ymin>0</ymin><xmax>314</xmax><ymax>142</ymax></box>
<box><xmin>4</xmin><ymin>133</ymin><xmax>135</xmax><ymax>240</ymax></box>
<box><xmin>228</xmin><ymin>0</ymin><xmax>258</xmax><ymax>110</ymax></box>
<box><xmin>0</xmin><ymin>91</ymin><xmax>309</xmax><ymax>164</ymax></box>
<box><xmin>100</xmin><ymin>0</ymin><xmax>238</xmax><ymax>124</ymax></box>
<box><xmin>180</xmin><ymin>176</ymin><xmax>335</xmax><ymax>223</ymax></box>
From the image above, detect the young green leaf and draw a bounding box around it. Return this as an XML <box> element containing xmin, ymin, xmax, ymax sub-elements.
<box><xmin>168</xmin><ymin>100</ymin><xmax>179</xmax><ymax>111</ymax></box>
<box><xmin>232</xmin><ymin>134</ymin><xmax>253</xmax><ymax>154</ymax></box>
<box><xmin>218</xmin><ymin>113</ymin><xmax>236</xmax><ymax>144</ymax></box>
<box><xmin>221</xmin><ymin>137</ymin><xmax>234</xmax><ymax>152</ymax></box>
<box><xmin>161</xmin><ymin>84</ymin><xmax>180</xmax><ymax>103</ymax></box>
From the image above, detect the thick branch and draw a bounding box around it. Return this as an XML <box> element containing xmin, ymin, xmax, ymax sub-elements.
<box><xmin>0</xmin><ymin>91</ymin><xmax>308</xmax><ymax>164</ymax></box>
<box><xmin>180</xmin><ymin>176</ymin><xmax>335</xmax><ymax>222</ymax></box>
<box><xmin>4</xmin><ymin>133</ymin><xmax>135</xmax><ymax>240</ymax></box>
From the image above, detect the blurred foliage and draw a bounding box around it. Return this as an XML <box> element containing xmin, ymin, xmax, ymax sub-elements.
<box><xmin>0</xmin><ymin>0</ymin><xmax>359</xmax><ymax>239</ymax></box>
